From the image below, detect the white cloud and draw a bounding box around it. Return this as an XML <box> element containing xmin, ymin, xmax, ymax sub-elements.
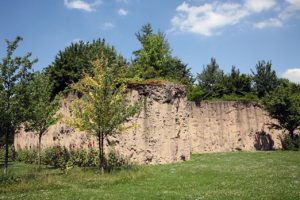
<box><xmin>171</xmin><ymin>1</ymin><xmax>252</xmax><ymax>36</ymax></box>
<box><xmin>254</xmin><ymin>0</ymin><xmax>300</xmax><ymax>29</ymax></box>
<box><xmin>64</xmin><ymin>0</ymin><xmax>101</xmax><ymax>12</ymax></box>
<box><xmin>254</xmin><ymin>18</ymin><xmax>283</xmax><ymax>29</ymax></box>
<box><xmin>245</xmin><ymin>0</ymin><xmax>276</xmax><ymax>12</ymax></box>
<box><xmin>171</xmin><ymin>0</ymin><xmax>300</xmax><ymax>36</ymax></box>
<box><xmin>102</xmin><ymin>22</ymin><xmax>115</xmax><ymax>30</ymax></box>
<box><xmin>117</xmin><ymin>8</ymin><xmax>128</xmax><ymax>16</ymax></box>
<box><xmin>282</xmin><ymin>68</ymin><xmax>300</xmax><ymax>83</ymax></box>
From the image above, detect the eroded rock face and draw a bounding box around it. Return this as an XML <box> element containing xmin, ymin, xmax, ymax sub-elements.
<box><xmin>14</xmin><ymin>83</ymin><xmax>191</xmax><ymax>164</ymax></box>
<box><xmin>189</xmin><ymin>101</ymin><xmax>282</xmax><ymax>153</ymax></box>
<box><xmin>14</xmin><ymin>84</ymin><xmax>284</xmax><ymax>165</ymax></box>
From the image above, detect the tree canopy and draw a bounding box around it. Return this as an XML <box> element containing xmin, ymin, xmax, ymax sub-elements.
<box><xmin>46</xmin><ymin>39</ymin><xmax>126</xmax><ymax>97</ymax></box>
<box><xmin>263</xmin><ymin>81</ymin><xmax>300</xmax><ymax>140</ymax></box>
<box><xmin>129</xmin><ymin>24</ymin><xmax>193</xmax><ymax>85</ymax></box>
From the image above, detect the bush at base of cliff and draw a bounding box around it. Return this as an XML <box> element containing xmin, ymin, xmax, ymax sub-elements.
<box><xmin>15</xmin><ymin>146</ymin><xmax>130</xmax><ymax>172</ymax></box>
<box><xmin>281</xmin><ymin>135</ymin><xmax>300</xmax><ymax>151</ymax></box>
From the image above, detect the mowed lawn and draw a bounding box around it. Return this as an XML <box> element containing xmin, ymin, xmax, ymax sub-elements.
<box><xmin>1</xmin><ymin>151</ymin><xmax>299</xmax><ymax>200</ymax></box>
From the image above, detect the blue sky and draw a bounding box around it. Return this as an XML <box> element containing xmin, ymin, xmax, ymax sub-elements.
<box><xmin>1</xmin><ymin>0</ymin><xmax>300</xmax><ymax>82</ymax></box>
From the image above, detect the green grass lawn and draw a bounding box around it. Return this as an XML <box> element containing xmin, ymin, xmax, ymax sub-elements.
<box><xmin>1</xmin><ymin>151</ymin><xmax>300</xmax><ymax>200</ymax></box>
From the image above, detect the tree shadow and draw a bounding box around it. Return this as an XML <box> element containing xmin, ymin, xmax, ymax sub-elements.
<box><xmin>254</xmin><ymin>130</ymin><xmax>274</xmax><ymax>151</ymax></box>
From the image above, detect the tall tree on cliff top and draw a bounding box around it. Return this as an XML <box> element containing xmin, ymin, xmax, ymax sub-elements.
<box><xmin>130</xmin><ymin>24</ymin><xmax>193</xmax><ymax>85</ymax></box>
<box><xmin>25</xmin><ymin>72</ymin><xmax>60</xmax><ymax>168</ymax></box>
<box><xmin>68</xmin><ymin>54</ymin><xmax>140</xmax><ymax>173</ymax></box>
<box><xmin>46</xmin><ymin>39</ymin><xmax>126</xmax><ymax>97</ymax></box>
<box><xmin>251</xmin><ymin>61</ymin><xmax>278</xmax><ymax>98</ymax></box>
<box><xmin>0</xmin><ymin>36</ymin><xmax>37</xmax><ymax>174</ymax></box>
<box><xmin>197</xmin><ymin>58</ymin><xmax>225</xmax><ymax>99</ymax></box>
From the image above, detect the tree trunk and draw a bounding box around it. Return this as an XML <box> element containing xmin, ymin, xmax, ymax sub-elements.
<box><xmin>38</xmin><ymin>133</ymin><xmax>42</xmax><ymax>169</ymax></box>
<box><xmin>289</xmin><ymin>130</ymin><xmax>295</xmax><ymax>140</ymax></box>
<box><xmin>98</xmin><ymin>131</ymin><xmax>104</xmax><ymax>174</ymax></box>
<box><xmin>4</xmin><ymin>129</ymin><xmax>9</xmax><ymax>175</ymax></box>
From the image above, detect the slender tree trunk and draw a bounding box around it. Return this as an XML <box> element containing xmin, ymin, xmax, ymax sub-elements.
<box><xmin>4</xmin><ymin>128</ymin><xmax>9</xmax><ymax>175</ymax></box>
<box><xmin>38</xmin><ymin>133</ymin><xmax>42</xmax><ymax>169</ymax></box>
<box><xmin>98</xmin><ymin>131</ymin><xmax>104</xmax><ymax>174</ymax></box>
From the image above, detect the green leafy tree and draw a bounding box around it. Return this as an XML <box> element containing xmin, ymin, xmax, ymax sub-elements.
<box><xmin>135</xmin><ymin>23</ymin><xmax>153</xmax><ymax>43</ymax></box>
<box><xmin>131</xmin><ymin>24</ymin><xmax>193</xmax><ymax>85</ymax></box>
<box><xmin>133</xmin><ymin>31</ymin><xmax>171</xmax><ymax>79</ymax></box>
<box><xmin>252</xmin><ymin>61</ymin><xmax>278</xmax><ymax>98</ymax></box>
<box><xmin>163</xmin><ymin>57</ymin><xmax>194</xmax><ymax>85</ymax></box>
<box><xmin>197</xmin><ymin>58</ymin><xmax>225</xmax><ymax>99</ymax></box>
<box><xmin>68</xmin><ymin>55</ymin><xmax>140</xmax><ymax>173</ymax></box>
<box><xmin>263</xmin><ymin>82</ymin><xmax>300</xmax><ymax>141</ymax></box>
<box><xmin>224</xmin><ymin>66</ymin><xmax>252</xmax><ymax>95</ymax></box>
<box><xmin>25</xmin><ymin>72</ymin><xmax>60</xmax><ymax>168</ymax></box>
<box><xmin>46</xmin><ymin>39</ymin><xmax>126</xmax><ymax>97</ymax></box>
<box><xmin>0</xmin><ymin>36</ymin><xmax>37</xmax><ymax>174</ymax></box>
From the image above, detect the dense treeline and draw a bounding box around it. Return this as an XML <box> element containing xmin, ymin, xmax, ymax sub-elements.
<box><xmin>1</xmin><ymin>24</ymin><xmax>300</xmax><ymax>173</ymax></box>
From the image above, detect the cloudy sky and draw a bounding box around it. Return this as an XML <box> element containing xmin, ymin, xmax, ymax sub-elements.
<box><xmin>0</xmin><ymin>0</ymin><xmax>300</xmax><ymax>82</ymax></box>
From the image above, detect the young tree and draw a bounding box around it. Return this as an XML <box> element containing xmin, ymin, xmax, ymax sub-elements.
<box><xmin>25</xmin><ymin>72</ymin><xmax>60</xmax><ymax>168</ymax></box>
<box><xmin>263</xmin><ymin>82</ymin><xmax>300</xmax><ymax>140</ymax></box>
<box><xmin>68</xmin><ymin>55</ymin><xmax>140</xmax><ymax>173</ymax></box>
<box><xmin>251</xmin><ymin>61</ymin><xmax>278</xmax><ymax>98</ymax></box>
<box><xmin>0</xmin><ymin>36</ymin><xmax>37</xmax><ymax>174</ymax></box>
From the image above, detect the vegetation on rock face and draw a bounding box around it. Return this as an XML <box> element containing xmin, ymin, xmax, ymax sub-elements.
<box><xmin>0</xmin><ymin>36</ymin><xmax>37</xmax><ymax>174</ymax></box>
<box><xmin>67</xmin><ymin>54</ymin><xmax>140</xmax><ymax>172</ymax></box>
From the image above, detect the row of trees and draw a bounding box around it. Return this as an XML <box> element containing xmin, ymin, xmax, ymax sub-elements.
<box><xmin>0</xmin><ymin>37</ymin><xmax>139</xmax><ymax>174</ymax></box>
<box><xmin>1</xmin><ymin>24</ymin><xmax>299</xmax><ymax>174</ymax></box>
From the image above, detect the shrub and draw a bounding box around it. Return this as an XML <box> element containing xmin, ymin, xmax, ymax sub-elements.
<box><xmin>15</xmin><ymin>146</ymin><xmax>129</xmax><ymax>172</ymax></box>
<box><xmin>106</xmin><ymin>149</ymin><xmax>128</xmax><ymax>172</ymax></box>
<box><xmin>281</xmin><ymin>135</ymin><xmax>300</xmax><ymax>151</ymax></box>
<box><xmin>15</xmin><ymin>149</ymin><xmax>38</xmax><ymax>164</ymax></box>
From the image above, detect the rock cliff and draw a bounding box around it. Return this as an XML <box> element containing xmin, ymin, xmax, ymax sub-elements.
<box><xmin>14</xmin><ymin>83</ymin><xmax>191</xmax><ymax>164</ymax></box>
<box><xmin>14</xmin><ymin>84</ymin><xmax>284</xmax><ymax>165</ymax></box>
<box><xmin>189</xmin><ymin>101</ymin><xmax>282</xmax><ymax>153</ymax></box>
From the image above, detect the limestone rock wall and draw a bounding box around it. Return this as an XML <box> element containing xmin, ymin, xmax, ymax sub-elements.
<box><xmin>189</xmin><ymin>101</ymin><xmax>283</xmax><ymax>153</ymax></box>
<box><xmin>14</xmin><ymin>84</ymin><xmax>191</xmax><ymax>165</ymax></box>
<box><xmin>14</xmin><ymin>84</ymin><xmax>285</xmax><ymax>165</ymax></box>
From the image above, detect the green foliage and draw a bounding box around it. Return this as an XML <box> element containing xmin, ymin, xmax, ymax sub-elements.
<box><xmin>15</xmin><ymin>147</ymin><xmax>128</xmax><ymax>172</ymax></box>
<box><xmin>0</xmin><ymin>36</ymin><xmax>37</xmax><ymax>173</ymax></box>
<box><xmin>196</xmin><ymin>58</ymin><xmax>225</xmax><ymax>99</ymax></box>
<box><xmin>24</xmin><ymin>72</ymin><xmax>60</xmax><ymax>167</ymax></box>
<box><xmin>263</xmin><ymin>80</ymin><xmax>300</xmax><ymax>141</ymax></box>
<box><xmin>106</xmin><ymin>149</ymin><xmax>127</xmax><ymax>172</ymax></box>
<box><xmin>224</xmin><ymin>66</ymin><xmax>252</xmax><ymax>95</ymax></box>
<box><xmin>130</xmin><ymin>24</ymin><xmax>193</xmax><ymax>85</ymax></box>
<box><xmin>281</xmin><ymin>135</ymin><xmax>300</xmax><ymax>151</ymax></box>
<box><xmin>15</xmin><ymin>149</ymin><xmax>38</xmax><ymax>164</ymax></box>
<box><xmin>187</xmin><ymin>85</ymin><xmax>204</xmax><ymax>102</ymax></box>
<box><xmin>68</xmin><ymin>54</ymin><xmax>140</xmax><ymax>171</ymax></box>
<box><xmin>252</xmin><ymin>60</ymin><xmax>278</xmax><ymax>98</ymax></box>
<box><xmin>46</xmin><ymin>39</ymin><xmax>126</xmax><ymax>97</ymax></box>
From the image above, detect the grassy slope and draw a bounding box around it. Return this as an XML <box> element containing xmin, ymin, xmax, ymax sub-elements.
<box><xmin>1</xmin><ymin>151</ymin><xmax>299</xmax><ymax>200</ymax></box>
